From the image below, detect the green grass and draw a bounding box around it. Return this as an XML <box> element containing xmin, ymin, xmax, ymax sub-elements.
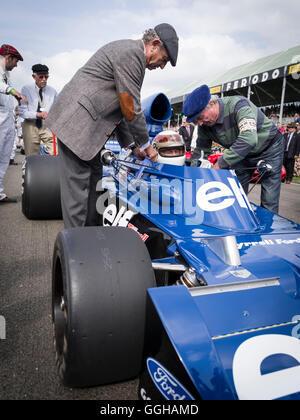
<box><xmin>293</xmin><ymin>177</ymin><xmax>300</xmax><ymax>183</ymax></box>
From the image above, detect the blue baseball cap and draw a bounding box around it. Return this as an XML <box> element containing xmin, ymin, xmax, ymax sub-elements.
<box><xmin>183</xmin><ymin>85</ymin><xmax>211</xmax><ymax>122</ymax></box>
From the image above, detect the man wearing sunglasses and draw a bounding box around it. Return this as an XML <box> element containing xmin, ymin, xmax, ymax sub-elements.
<box><xmin>19</xmin><ymin>64</ymin><xmax>57</xmax><ymax>155</ymax></box>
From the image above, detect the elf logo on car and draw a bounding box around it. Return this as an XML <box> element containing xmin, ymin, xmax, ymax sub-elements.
<box><xmin>233</xmin><ymin>334</ymin><xmax>300</xmax><ymax>400</ymax></box>
<box><xmin>147</xmin><ymin>358</ymin><xmax>194</xmax><ymax>400</ymax></box>
<box><xmin>196</xmin><ymin>178</ymin><xmax>251</xmax><ymax>212</ymax></box>
<box><xmin>103</xmin><ymin>204</ymin><xmax>149</xmax><ymax>242</ymax></box>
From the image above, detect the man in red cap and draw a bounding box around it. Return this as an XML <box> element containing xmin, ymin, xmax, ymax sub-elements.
<box><xmin>0</xmin><ymin>44</ymin><xmax>28</xmax><ymax>203</ymax></box>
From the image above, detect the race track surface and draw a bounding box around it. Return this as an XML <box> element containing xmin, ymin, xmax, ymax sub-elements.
<box><xmin>0</xmin><ymin>150</ymin><xmax>299</xmax><ymax>400</ymax></box>
<box><xmin>0</xmin><ymin>151</ymin><xmax>138</xmax><ymax>400</ymax></box>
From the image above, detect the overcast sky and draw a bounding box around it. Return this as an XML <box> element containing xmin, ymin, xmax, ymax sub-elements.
<box><xmin>2</xmin><ymin>0</ymin><xmax>300</xmax><ymax>99</ymax></box>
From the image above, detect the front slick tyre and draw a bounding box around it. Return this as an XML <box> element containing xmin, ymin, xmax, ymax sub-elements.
<box><xmin>52</xmin><ymin>226</ymin><xmax>156</xmax><ymax>388</ymax></box>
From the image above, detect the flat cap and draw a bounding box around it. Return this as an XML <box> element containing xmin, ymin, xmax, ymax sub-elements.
<box><xmin>0</xmin><ymin>44</ymin><xmax>23</xmax><ymax>61</ymax></box>
<box><xmin>183</xmin><ymin>85</ymin><xmax>211</xmax><ymax>122</ymax></box>
<box><xmin>154</xmin><ymin>23</ymin><xmax>179</xmax><ymax>67</ymax></box>
<box><xmin>32</xmin><ymin>64</ymin><xmax>49</xmax><ymax>74</ymax></box>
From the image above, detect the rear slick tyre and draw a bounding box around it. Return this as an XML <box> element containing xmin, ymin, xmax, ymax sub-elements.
<box><xmin>52</xmin><ymin>226</ymin><xmax>156</xmax><ymax>387</ymax></box>
<box><xmin>22</xmin><ymin>155</ymin><xmax>62</xmax><ymax>220</ymax></box>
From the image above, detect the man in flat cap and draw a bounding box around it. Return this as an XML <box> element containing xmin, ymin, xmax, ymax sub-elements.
<box><xmin>183</xmin><ymin>85</ymin><xmax>284</xmax><ymax>213</ymax></box>
<box><xmin>46</xmin><ymin>23</ymin><xmax>179</xmax><ymax>228</ymax></box>
<box><xmin>19</xmin><ymin>64</ymin><xmax>57</xmax><ymax>155</ymax></box>
<box><xmin>0</xmin><ymin>44</ymin><xmax>28</xmax><ymax>203</ymax></box>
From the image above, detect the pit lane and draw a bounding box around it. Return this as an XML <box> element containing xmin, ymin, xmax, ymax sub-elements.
<box><xmin>0</xmin><ymin>150</ymin><xmax>299</xmax><ymax>400</ymax></box>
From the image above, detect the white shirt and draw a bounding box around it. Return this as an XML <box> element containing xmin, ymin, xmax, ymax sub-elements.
<box><xmin>286</xmin><ymin>132</ymin><xmax>294</xmax><ymax>151</ymax></box>
<box><xmin>18</xmin><ymin>83</ymin><xmax>57</xmax><ymax>120</ymax></box>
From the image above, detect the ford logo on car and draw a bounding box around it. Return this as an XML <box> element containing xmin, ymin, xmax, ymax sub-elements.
<box><xmin>147</xmin><ymin>358</ymin><xmax>194</xmax><ymax>400</ymax></box>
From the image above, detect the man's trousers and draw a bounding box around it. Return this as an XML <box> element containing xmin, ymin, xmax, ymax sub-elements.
<box><xmin>234</xmin><ymin>132</ymin><xmax>284</xmax><ymax>214</ymax></box>
<box><xmin>57</xmin><ymin>140</ymin><xmax>103</xmax><ymax>229</ymax></box>
<box><xmin>0</xmin><ymin>111</ymin><xmax>15</xmax><ymax>200</ymax></box>
<box><xmin>23</xmin><ymin>120</ymin><xmax>56</xmax><ymax>155</ymax></box>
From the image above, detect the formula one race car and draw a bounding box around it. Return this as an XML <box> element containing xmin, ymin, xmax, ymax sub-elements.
<box><xmin>52</xmin><ymin>146</ymin><xmax>300</xmax><ymax>400</ymax></box>
<box><xmin>22</xmin><ymin>93</ymin><xmax>300</xmax><ymax>400</ymax></box>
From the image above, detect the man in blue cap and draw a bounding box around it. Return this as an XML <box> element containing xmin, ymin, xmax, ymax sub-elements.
<box><xmin>183</xmin><ymin>85</ymin><xmax>284</xmax><ymax>213</ymax></box>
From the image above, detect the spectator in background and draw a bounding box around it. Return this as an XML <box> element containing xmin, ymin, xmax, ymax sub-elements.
<box><xmin>178</xmin><ymin>116</ymin><xmax>194</xmax><ymax>152</ymax></box>
<box><xmin>295</xmin><ymin>113</ymin><xmax>300</xmax><ymax>124</ymax></box>
<box><xmin>277</xmin><ymin>122</ymin><xmax>284</xmax><ymax>134</ymax></box>
<box><xmin>0</xmin><ymin>44</ymin><xmax>27</xmax><ymax>203</ymax></box>
<box><xmin>9</xmin><ymin>107</ymin><xmax>19</xmax><ymax>165</ymax></box>
<box><xmin>283</xmin><ymin>122</ymin><xmax>299</xmax><ymax>184</ymax></box>
<box><xmin>19</xmin><ymin>64</ymin><xmax>57</xmax><ymax>155</ymax></box>
<box><xmin>14</xmin><ymin>107</ymin><xmax>24</xmax><ymax>149</ymax></box>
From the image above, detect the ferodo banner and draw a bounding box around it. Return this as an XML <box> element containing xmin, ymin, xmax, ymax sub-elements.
<box><xmin>221</xmin><ymin>66</ymin><xmax>286</xmax><ymax>93</ymax></box>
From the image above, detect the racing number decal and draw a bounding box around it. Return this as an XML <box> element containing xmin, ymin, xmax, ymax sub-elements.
<box><xmin>232</xmin><ymin>334</ymin><xmax>300</xmax><ymax>400</ymax></box>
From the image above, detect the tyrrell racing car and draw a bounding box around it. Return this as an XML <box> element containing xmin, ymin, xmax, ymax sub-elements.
<box><xmin>52</xmin><ymin>147</ymin><xmax>300</xmax><ymax>401</ymax></box>
<box><xmin>23</xmin><ymin>93</ymin><xmax>300</xmax><ymax>400</ymax></box>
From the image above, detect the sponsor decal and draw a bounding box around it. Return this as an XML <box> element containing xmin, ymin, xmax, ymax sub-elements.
<box><xmin>146</xmin><ymin>358</ymin><xmax>194</xmax><ymax>400</ymax></box>
<box><xmin>196</xmin><ymin>177</ymin><xmax>251</xmax><ymax>212</ymax></box>
<box><xmin>237</xmin><ymin>237</ymin><xmax>300</xmax><ymax>249</ymax></box>
<box><xmin>103</xmin><ymin>204</ymin><xmax>149</xmax><ymax>242</ymax></box>
<box><xmin>222</xmin><ymin>66</ymin><xmax>286</xmax><ymax>92</ymax></box>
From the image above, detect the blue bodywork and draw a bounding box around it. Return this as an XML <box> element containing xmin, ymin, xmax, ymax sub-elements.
<box><xmin>104</xmin><ymin>93</ymin><xmax>300</xmax><ymax>400</ymax></box>
<box><xmin>104</xmin><ymin>156</ymin><xmax>300</xmax><ymax>400</ymax></box>
<box><xmin>105</xmin><ymin>92</ymin><xmax>172</xmax><ymax>153</ymax></box>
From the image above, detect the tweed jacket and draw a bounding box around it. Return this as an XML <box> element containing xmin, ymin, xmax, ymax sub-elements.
<box><xmin>46</xmin><ymin>39</ymin><xmax>149</xmax><ymax>161</ymax></box>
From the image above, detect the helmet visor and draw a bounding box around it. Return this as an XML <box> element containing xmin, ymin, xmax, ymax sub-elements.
<box><xmin>159</xmin><ymin>146</ymin><xmax>185</xmax><ymax>157</ymax></box>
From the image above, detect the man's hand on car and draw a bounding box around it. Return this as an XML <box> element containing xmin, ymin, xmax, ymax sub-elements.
<box><xmin>132</xmin><ymin>146</ymin><xmax>147</xmax><ymax>161</ymax></box>
<box><xmin>213</xmin><ymin>160</ymin><xmax>221</xmax><ymax>169</ymax></box>
<box><xmin>144</xmin><ymin>144</ymin><xmax>158</xmax><ymax>162</ymax></box>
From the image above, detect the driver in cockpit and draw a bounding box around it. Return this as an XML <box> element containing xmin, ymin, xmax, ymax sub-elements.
<box><xmin>152</xmin><ymin>130</ymin><xmax>186</xmax><ymax>166</ymax></box>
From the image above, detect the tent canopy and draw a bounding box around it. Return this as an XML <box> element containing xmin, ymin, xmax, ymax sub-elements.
<box><xmin>167</xmin><ymin>45</ymin><xmax>300</xmax><ymax>108</ymax></box>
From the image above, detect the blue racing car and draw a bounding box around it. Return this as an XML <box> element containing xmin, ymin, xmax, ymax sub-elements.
<box><xmin>24</xmin><ymin>91</ymin><xmax>300</xmax><ymax>400</ymax></box>
<box><xmin>52</xmin><ymin>144</ymin><xmax>300</xmax><ymax>401</ymax></box>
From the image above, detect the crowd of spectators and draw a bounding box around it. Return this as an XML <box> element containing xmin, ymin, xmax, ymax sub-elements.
<box><xmin>263</xmin><ymin>103</ymin><xmax>300</xmax><ymax>123</ymax></box>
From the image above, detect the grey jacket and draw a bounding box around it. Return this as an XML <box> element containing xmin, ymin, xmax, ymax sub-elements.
<box><xmin>46</xmin><ymin>39</ymin><xmax>149</xmax><ymax>161</ymax></box>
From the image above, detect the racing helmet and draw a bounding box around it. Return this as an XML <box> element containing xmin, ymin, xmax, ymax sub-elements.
<box><xmin>153</xmin><ymin>130</ymin><xmax>186</xmax><ymax>165</ymax></box>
